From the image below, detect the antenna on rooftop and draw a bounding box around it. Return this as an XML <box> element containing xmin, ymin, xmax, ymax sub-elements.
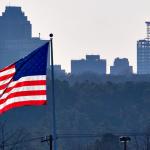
<box><xmin>145</xmin><ymin>22</ymin><xmax>150</xmax><ymax>40</ymax></box>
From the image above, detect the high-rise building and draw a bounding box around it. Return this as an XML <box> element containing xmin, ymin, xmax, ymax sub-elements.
<box><xmin>71</xmin><ymin>55</ymin><xmax>106</xmax><ymax>75</ymax></box>
<box><xmin>49</xmin><ymin>65</ymin><xmax>66</xmax><ymax>77</ymax></box>
<box><xmin>110</xmin><ymin>58</ymin><xmax>133</xmax><ymax>75</ymax></box>
<box><xmin>0</xmin><ymin>6</ymin><xmax>48</xmax><ymax>69</ymax></box>
<box><xmin>137</xmin><ymin>22</ymin><xmax>150</xmax><ymax>74</ymax></box>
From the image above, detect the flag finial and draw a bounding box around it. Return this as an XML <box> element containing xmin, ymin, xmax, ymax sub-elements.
<box><xmin>49</xmin><ymin>33</ymin><xmax>53</xmax><ymax>38</ymax></box>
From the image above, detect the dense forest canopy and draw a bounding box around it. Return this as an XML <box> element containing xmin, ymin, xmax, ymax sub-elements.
<box><xmin>1</xmin><ymin>74</ymin><xmax>150</xmax><ymax>149</ymax></box>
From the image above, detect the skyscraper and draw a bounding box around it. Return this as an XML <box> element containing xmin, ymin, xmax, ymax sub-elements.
<box><xmin>137</xmin><ymin>22</ymin><xmax>150</xmax><ymax>74</ymax></box>
<box><xmin>110</xmin><ymin>58</ymin><xmax>133</xmax><ymax>75</ymax></box>
<box><xmin>0</xmin><ymin>6</ymin><xmax>48</xmax><ymax>69</ymax></box>
<box><xmin>71</xmin><ymin>55</ymin><xmax>106</xmax><ymax>75</ymax></box>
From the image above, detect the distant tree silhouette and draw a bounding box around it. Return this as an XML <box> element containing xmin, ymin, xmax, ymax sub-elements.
<box><xmin>0</xmin><ymin>121</ymin><xmax>35</xmax><ymax>150</ymax></box>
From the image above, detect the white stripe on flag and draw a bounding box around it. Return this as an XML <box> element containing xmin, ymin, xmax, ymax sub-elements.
<box><xmin>0</xmin><ymin>68</ymin><xmax>15</xmax><ymax>77</ymax></box>
<box><xmin>0</xmin><ymin>77</ymin><xmax>14</xmax><ymax>96</ymax></box>
<box><xmin>0</xmin><ymin>77</ymin><xmax>13</xmax><ymax>86</ymax></box>
<box><xmin>0</xmin><ymin>85</ymin><xmax>46</xmax><ymax>99</ymax></box>
<box><xmin>0</xmin><ymin>75</ymin><xmax>46</xmax><ymax>94</ymax></box>
<box><xmin>8</xmin><ymin>75</ymin><xmax>46</xmax><ymax>88</ymax></box>
<box><xmin>0</xmin><ymin>95</ymin><xmax>46</xmax><ymax>109</ymax></box>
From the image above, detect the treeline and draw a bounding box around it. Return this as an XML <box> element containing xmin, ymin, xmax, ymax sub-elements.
<box><xmin>47</xmin><ymin>79</ymin><xmax>150</xmax><ymax>149</ymax></box>
<box><xmin>50</xmin><ymin>80</ymin><xmax>150</xmax><ymax>132</ymax></box>
<box><xmin>1</xmin><ymin>77</ymin><xmax>150</xmax><ymax>149</ymax></box>
<box><xmin>47</xmin><ymin>69</ymin><xmax>150</xmax><ymax>83</ymax></box>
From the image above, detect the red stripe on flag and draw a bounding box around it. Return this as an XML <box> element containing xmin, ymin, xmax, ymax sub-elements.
<box><xmin>0</xmin><ymin>83</ymin><xmax>8</xmax><ymax>90</ymax></box>
<box><xmin>4</xmin><ymin>80</ymin><xmax>46</xmax><ymax>93</ymax></box>
<box><xmin>0</xmin><ymin>65</ymin><xmax>15</xmax><ymax>73</ymax></box>
<box><xmin>0</xmin><ymin>73</ymin><xmax>15</xmax><ymax>81</ymax></box>
<box><xmin>0</xmin><ymin>90</ymin><xmax>46</xmax><ymax>104</ymax></box>
<box><xmin>0</xmin><ymin>100</ymin><xmax>47</xmax><ymax>114</ymax></box>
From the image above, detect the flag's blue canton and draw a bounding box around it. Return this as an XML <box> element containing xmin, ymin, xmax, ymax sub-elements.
<box><xmin>13</xmin><ymin>42</ymin><xmax>49</xmax><ymax>81</ymax></box>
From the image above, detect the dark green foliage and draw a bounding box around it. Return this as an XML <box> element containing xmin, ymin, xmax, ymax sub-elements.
<box><xmin>51</xmin><ymin>80</ymin><xmax>150</xmax><ymax>132</ymax></box>
<box><xmin>2</xmin><ymin>78</ymin><xmax>150</xmax><ymax>149</ymax></box>
<box><xmin>47</xmin><ymin>79</ymin><xmax>150</xmax><ymax>149</ymax></box>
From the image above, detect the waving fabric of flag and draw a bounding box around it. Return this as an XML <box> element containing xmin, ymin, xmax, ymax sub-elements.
<box><xmin>0</xmin><ymin>42</ymin><xmax>49</xmax><ymax>114</ymax></box>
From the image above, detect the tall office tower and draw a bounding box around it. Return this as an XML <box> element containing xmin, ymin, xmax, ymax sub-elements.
<box><xmin>0</xmin><ymin>6</ymin><xmax>48</xmax><ymax>69</ymax></box>
<box><xmin>71</xmin><ymin>55</ymin><xmax>106</xmax><ymax>75</ymax></box>
<box><xmin>137</xmin><ymin>22</ymin><xmax>150</xmax><ymax>74</ymax></box>
<box><xmin>110</xmin><ymin>58</ymin><xmax>133</xmax><ymax>75</ymax></box>
<box><xmin>49</xmin><ymin>65</ymin><xmax>66</xmax><ymax>77</ymax></box>
<box><xmin>0</xmin><ymin>7</ymin><xmax>31</xmax><ymax>40</ymax></box>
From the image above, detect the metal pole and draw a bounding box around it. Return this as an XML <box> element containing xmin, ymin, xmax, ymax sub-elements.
<box><xmin>49</xmin><ymin>33</ymin><xmax>57</xmax><ymax>150</ymax></box>
<box><xmin>124</xmin><ymin>141</ymin><xmax>127</xmax><ymax>150</ymax></box>
<box><xmin>41</xmin><ymin>135</ymin><xmax>53</xmax><ymax>150</ymax></box>
<box><xmin>50</xmin><ymin>135</ymin><xmax>53</xmax><ymax>150</ymax></box>
<box><xmin>147</xmin><ymin>136</ymin><xmax>149</xmax><ymax>150</ymax></box>
<box><xmin>2</xmin><ymin>124</ymin><xmax>4</xmax><ymax>150</ymax></box>
<box><xmin>120</xmin><ymin>136</ymin><xmax>131</xmax><ymax>150</ymax></box>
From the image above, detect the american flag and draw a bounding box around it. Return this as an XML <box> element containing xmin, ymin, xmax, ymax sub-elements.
<box><xmin>0</xmin><ymin>42</ymin><xmax>49</xmax><ymax>114</ymax></box>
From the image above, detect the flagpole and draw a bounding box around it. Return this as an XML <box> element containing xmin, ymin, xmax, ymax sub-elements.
<box><xmin>49</xmin><ymin>33</ymin><xmax>57</xmax><ymax>150</ymax></box>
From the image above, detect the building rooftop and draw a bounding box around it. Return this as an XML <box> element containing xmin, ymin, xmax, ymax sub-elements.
<box><xmin>0</xmin><ymin>6</ymin><xmax>31</xmax><ymax>40</ymax></box>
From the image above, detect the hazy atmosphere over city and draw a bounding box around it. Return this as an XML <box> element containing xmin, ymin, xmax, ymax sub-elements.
<box><xmin>1</xmin><ymin>0</ymin><xmax>150</xmax><ymax>73</ymax></box>
<box><xmin>1</xmin><ymin>0</ymin><xmax>150</xmax><ymax>150</ymax></box>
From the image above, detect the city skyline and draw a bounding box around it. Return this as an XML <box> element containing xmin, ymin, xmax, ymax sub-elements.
<box><xmin>0</xmin><ymin>6</ymin><xmax>47</xmax><ymax>69</ymax></box>
<box><xmin>0</xmin><ymin>0</ymin><xmax>150</xmax><ymax>73</ymax></box>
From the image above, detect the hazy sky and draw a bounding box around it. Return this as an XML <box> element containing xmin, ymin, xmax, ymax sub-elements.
<box><xmin>0</xmin><ymin>0</ymin><xmax>150</xmax><ymax>73</ymax></box>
